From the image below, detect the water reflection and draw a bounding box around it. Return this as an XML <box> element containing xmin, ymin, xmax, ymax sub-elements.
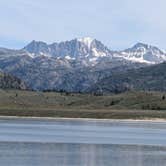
<box><xmin>1</xmin><ymin>118</ymin><xmax>166</xmax><ymax>166</ymax></box>
<box><xmin>0</xmin><ymin>142</ymin><xmax>166</xmax><ymax>166</ymax></box>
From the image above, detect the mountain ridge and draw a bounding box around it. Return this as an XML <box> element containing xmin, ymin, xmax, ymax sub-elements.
<box><xmin>23</xmin><ymin>38</ymin><xmax>166</xmax><ymax>64</ymax></box>
<box><xmin>0</xmin><ymin>37</ymin><xmax>165</xmax><ymax>91</ymax></box>
<box><xmin>89</xmin><ymin>62</ymin><xmax>166</xmax><ymax>93</ymax></box>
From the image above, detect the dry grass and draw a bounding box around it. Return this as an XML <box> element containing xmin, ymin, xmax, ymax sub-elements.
<box><xmin>0</xmin><ymin>89</ymin><xmax>165</xmax><ymax>119</ymax></box>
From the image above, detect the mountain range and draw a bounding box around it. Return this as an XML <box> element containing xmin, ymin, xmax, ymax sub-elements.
<box><xmin>23</xmin><ymin>38</ymin><xmax>166</xmax><ymax>64</ymax></box>
<box><xmin>0</xmin><ymin>37</ymin><xmax>166</xmax><ymax>92</ymax></box>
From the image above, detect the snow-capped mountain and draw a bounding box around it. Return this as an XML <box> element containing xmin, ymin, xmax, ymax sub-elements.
<box><xmin>118</xmin><ymin>43</ymin><xmax>166</xmax><ymax>64</ymax></box>
<box><xmin>24</xmin><ymin>38</ymin><xmax>166</xmax><ymax>65</ymax></box>
<box><xmin>0</xmin><ymin>37</ymin><xmax>166</xmax><ymax>91</ymax></box>
<box><xmin>23</xmin><ymin>37</ymin><xmax>113</xmax><ymax>62</ymax></box>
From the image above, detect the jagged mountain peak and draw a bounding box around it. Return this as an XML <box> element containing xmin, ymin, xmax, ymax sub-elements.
<box><xmin>130</xmin><ymin>42</ymin><xmax>164</xmax><ymax>52</ymax></box>
<box><xmin>126</xmin><ymin>42</ymin><xmax>166</xmax><ymax>53</ymax></box>
<box><xmin>123</xmin><ymin>43</ymin><xmax>155</xmax><ymax>53</ymax></box>
<box><xmin>77</xmin><ymin>37</ymin><xmax>94</xmax><ymax>48</ymax></box>
<box><xmin>23</xmin><ymin>40</ymin><xmax>49</xmax><ymax>55</ymax></box>
<box><xmin>27</xmin><ymin>40</ymin><xmax>48</xmax><ymax>46</ymax></box>
<box><xmin>118</xmin><ymin>42</ymin><xmax>166</xmax><ymax>64</ymax></box>
<box><xmin>23</xmin><ymin>37</ymin><xmax>112</xmax><ymax>60</ymax></box>
<box><xmin>23</xmin><ymin>39</ymin><xmax>166</xmax><ymax>64</ymax></box>
<box><xmin>132</xmin><ymin>42</ymin><xmax>149</xmax><ymax>49</ymax></box>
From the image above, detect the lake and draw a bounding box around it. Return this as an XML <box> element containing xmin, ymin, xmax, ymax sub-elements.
<box><xmin>0</xmin><ymin>118</ymin><xmax>166</xmax><ymax>166</ymax></box>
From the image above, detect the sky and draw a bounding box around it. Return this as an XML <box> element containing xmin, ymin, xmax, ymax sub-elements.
<box><xmin>0</xmin><ymin>0</ymin><xmax>166</xmax><ymax>50</ymax></box>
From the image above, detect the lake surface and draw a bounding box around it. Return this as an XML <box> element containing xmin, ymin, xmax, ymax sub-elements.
<box><xmin>0</xmin><ymin>118</ymin><xmax>166</xmax><ymax>166</ymax></box>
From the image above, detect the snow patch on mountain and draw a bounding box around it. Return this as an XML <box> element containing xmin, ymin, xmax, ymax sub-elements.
<box><xmin>92</xmin><ymin>48</ymin><xmax>107</xmax><ymax>57</ymax></box>
<box><xmin>65</xmin><ymin>55</ymin><xmax>75</xmax><ymax>60</ymax></box>
<box><xmin>118</xmin><ymin>43</ymin><xmax>166</xmax><ymax>64</ymax></box>
<box><xmin>23</xmin><ymin>39</ymin><xmax>166</xmax><ymax>64</ymax></box>
<box><xmin>119</xmin><ymin>52</ymin><xmax>156</xmax><ymax>64</ymax></box>
<box><xmin>77</xmin><ymin>37</ymin><xmax>94</xmax><ymax>49</ymax></box>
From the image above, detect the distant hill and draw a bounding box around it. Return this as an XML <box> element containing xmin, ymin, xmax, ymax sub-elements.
<box><xmin>0</xmin><ymin>72</ymin><xmax>27</xmax><ymax>90</ymax></box>
<box><xmin>89</xmin><ymin>62</ymin><xmax>166</xmax><ymax>93</ymax></box>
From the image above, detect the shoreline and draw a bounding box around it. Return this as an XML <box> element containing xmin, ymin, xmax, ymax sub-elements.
<box><xmin>0</xmin><ymin>115</ymin><xmax>166</xmax><ymax>123</ymax></box>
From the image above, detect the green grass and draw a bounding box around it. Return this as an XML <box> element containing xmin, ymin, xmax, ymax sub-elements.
<box><xmin>0</xmin><ymin>89</ymin><xmax>165</xmax><ymax>119</ymax></box>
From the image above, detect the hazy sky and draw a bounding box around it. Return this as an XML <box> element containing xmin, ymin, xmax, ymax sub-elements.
<box><xmin>0</xmin><ymin>0</ymin><xmax>166</xmax><ymax>50</ymax></box>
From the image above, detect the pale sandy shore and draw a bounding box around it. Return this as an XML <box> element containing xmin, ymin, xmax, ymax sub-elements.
<box><xmin>0</xmin><ymin>115</ymin><xmax>166</xmax><ymax>123</ymax></box>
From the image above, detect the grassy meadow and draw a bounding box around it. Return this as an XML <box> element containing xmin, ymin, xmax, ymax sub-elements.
<box><xmin>0</xmin><ymin>89</ymin><xmax>165</xmax><ymax>119</ymax></box>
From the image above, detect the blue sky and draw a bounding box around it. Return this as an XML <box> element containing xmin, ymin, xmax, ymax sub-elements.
<box><xmin>0</xmin><ymin>0</ymin><xmax>166</xmax><ymax>50</ymax></box>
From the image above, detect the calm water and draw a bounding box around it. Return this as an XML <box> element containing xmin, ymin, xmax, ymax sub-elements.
<box><xmin>0</xmin><ymin>118</ymin><xmax>166</xmax><ymax>166</ymax></box>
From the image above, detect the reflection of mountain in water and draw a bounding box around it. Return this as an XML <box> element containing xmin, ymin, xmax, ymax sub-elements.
<box><xmin>1</xmin><ymin>142</ymin><xmax>166</xmax><ymax>166</ymax></box>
